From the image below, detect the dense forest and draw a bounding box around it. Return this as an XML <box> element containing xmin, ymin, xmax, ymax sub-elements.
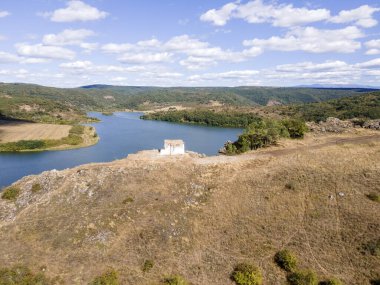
<box><xmin>141</xmin><ymin>109</ymin><xmax>262</xmax><ymax>128</ymax></box>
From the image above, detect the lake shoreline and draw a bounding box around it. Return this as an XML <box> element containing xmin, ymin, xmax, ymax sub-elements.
<box><xmin>0</xmin><ymin>125</ymin><xmax>99</xmax><ymax>153</ymax></box>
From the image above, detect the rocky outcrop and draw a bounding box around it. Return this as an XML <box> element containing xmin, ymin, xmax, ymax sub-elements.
<box><xmin>307</xmin><ymin>117</ymin><xmax>380</xmax><ymax>133</ymax></box>
<box><xmin>363</xmin><ymin>119</ymin><xmax>380</xmax><ymax>130</ymax></box>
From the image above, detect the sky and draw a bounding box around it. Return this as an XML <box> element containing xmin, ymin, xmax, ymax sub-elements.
<box><xmin>0</xmin><ymin>0</ymin><xmax>380</xmax><ymax>87</ymax></box>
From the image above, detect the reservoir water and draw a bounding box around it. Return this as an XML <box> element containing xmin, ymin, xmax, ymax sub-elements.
<box><xmin>0</xmin><ymin>112</ymin><xmax>242</xmax><ymax>188</ymax></box>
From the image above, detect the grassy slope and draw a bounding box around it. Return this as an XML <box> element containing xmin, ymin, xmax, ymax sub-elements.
<box><xmin>0</xmin><ymin>136</ymin><xmax>379</xmax><ymax>284</ymax></box>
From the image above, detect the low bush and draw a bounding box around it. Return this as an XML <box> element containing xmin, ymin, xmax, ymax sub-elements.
<box><xmin>287</xmin><ymin>269</ymin><xmax>318</xmax><ymax>285</ymax></box>
<box><xmin>231</xmin><ymin>263</ymin><xmax>263</xmax><ymax>285</ymax></box>
<box><xmin>31</xmin><ymin>183</ymin><xmax>42</xmax><ymax>193</ymax></box>
<box><xmin>320</xmin><ymin>278</ymin><xmax>343</xmax><ymax>285</ymax></box>
<box><xmin>0</xmin><ymin>265</ymin><xmax>50</xmax><ymax>285</ymax></box>
<box><xmin>69</xmin><ymin>125</ymin><xmax>85</xmax><ymax>135</ymax></box>
<box><xmin>285</xmin><ymin>182</ymin><xmax>296</xmax><ymax>191</ymax></box>
<box><xmin>122</xmin><ymin>197</ymin><xmax>134</xmax><ymax>204</ymax></box>
<box><xmin>366</xmin><ymin>192</ymin><xmax>380</xmax><ymax>203</ymax></box>
<box><xmin>361</xmin><ymin>238</ymin><xmax>380</xmax><ymax>256</ymax></box>
<box><xmin>142</xmin><ymin>260</ymin><xmax>154</xmax><ymax>272</ymax></box>
<box><xmin>1</xmin><ymin>186</ymin><xmax>21</xmax><ymax>200</ymax></box>
<box><xmin>89</xmin><ymin>269</ymin><xmax>119</xmax><ymax>285</ymax></box>
<box><xmin>162</xmin><ymin>275</ymin><xmax>188</xmax><ymax>285</ymax></box>
<box><xmin>274</xmin><ymin>249</ymin><xmax>298</xmax><ymax>272</ymax></box>
<box><xmin>281</xmin><ymin>119</ymin><xmax>308</xmax><ymax>138</ymax></box>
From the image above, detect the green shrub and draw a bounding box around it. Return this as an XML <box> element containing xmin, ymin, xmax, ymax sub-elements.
<box><xmin>69</xmin><ymin>125</ymin><xmax>85</xmax><ymax>135</ymax></box>
<box><xmin>162</xmin><ymin>275</ymin><xmax>188</xmax><ymax>285</ymax></box>
<box><xmin>122</xmin><ymin>197</ymin><xmax>134</xmax><ymax>204</ymax></box>
<box><xmin>320</xmin><ymin>277</ymin><xmax>343</xmax><ymax>285</ymax></box>
<box><xmin>231</xmin><ymin>263</ymin><xmax>263</xmax><ymax>285</ymax></box>
<box><xmin>362</xmin><ymin>238</ymin><xmax>380</xmax><ymax>256</ymax></box>
<box><xmin>367</xmin><ymin>192</ymin><xmax>380</xmax><ymax>203</ymax></box>
<box><xmin>0</xmin><ymin>140</ymin><xmax>46</xmax><ymax>151</ymax></box>
<box><xmin>225</xmin><ymin>142</ymin><xmax>238</xmax><ymax>155</ymax></box>
<box><xmin>274</xmin><ymin>249</ymin><xmax>298</xmax><ymax>272</ymax></box>
<box><xmin>31</xmin><ymin>183</ymin><xmax>42</xmax><ymax>193</ymax></box>
<box><xmin>1</xmin><ymin>186</ymin><xmax>21</xmax><ymax>201</ymax></box>
<box><xmin>282</xmin><ymin>119</ymin><xmax>308</xmax><ymax>138</ymax></box>
<box><xmin>89</xmin><ymin>269</ymin><xmax>119</xmax><ymax>285</ymax></box>
<box><xmin>0</xmin><ymin>265</ymin><xmax>50</xmax><ymax>285</ymax></box>
<box><xmin>287</xmin><ymin>269</ymin><xmax>318</xmax><ymax>285</ymax></box>
<box><xmin>285</xmin><ymin>182</ymin><xmax>296</xmax><ymax>191</ymax></box>
<box><xmin>142</xmin><ymin>260</ymin><xmax>154</xmax><ymax>272</ymax></box>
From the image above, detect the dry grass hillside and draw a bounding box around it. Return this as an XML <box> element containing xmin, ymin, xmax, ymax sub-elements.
<box><xmin>0</xmin><ymin>133</ymin><xmax>379</xmax><ymax>284</ymax></box>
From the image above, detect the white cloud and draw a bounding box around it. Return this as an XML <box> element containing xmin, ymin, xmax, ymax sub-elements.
<box><xmin>356</xmin><ymin>58</ymin><xmax>380</xmax><ymax>68</ymax></box>
<box><xmin>0</xmin><ymin>51</ymin><xmax>50</xmax><ymax>64</ymax></box>
<box><xmin>200</xmin><ymin>0</ymin><xmax>330</xmax><ymax>27</ymax></box>
<box><xmin>118</xmin><ymin>52</ymin><xmax>173</xmax><ymax>64</ymax></box>
<box><xmin>110</xmin><ymin>76</ymin><xmax>128</xmax><ymax>83</ymax></box>
<box><xmin>243</xmin><ymin>26</ymin><xmax>363</xmax><ymax>53</ymax></box>
<box><xmin>59</xmin><ymin>60</ymin><xmax>144</xmax><ymax>74</ymax></box>
<box><xmin>0</xmin><ymin>11</ymin><xmax>10</xmax><ymax>18</ymax></box>
<box><xmin>16</xmin><ymin>44</ymin><xmax>76</xmax><ymax>60</ymax></box>
<box><xmin>179</xmin><ymin>56</ymin><xmax>217</xmax><ymax>70</ymax></box>
<box><xmin>137</xmin><ymin>39</ymin><xmax>161</xmax><ymax>48</ymax></box>
<box><xmin>330</xmin><ymin>5</ymin><xmax>380</xmax><ymax>28</ymax></box>
<box><xmin>201</xmin><ymin>2</ymin><xmax>380</xmax><ymax>29</ymax></box>
<box><xmin>200</xmin><ymin>3</ymin><xmax>238</xmax><ymax>26</ymax></box>
<box><xmin>0</xmin><ymin>51</ymin><xmax>20</xmax><ymax>63</ymax></box>
<box><xmin>164</xmin><ymin>35</ymin><xmax>209</xmax><ymax>51</ymax></box>
<box><xmin>101</xmin><ymin>34</ymin><xmax>261</xmax><ymax>69</ymax></box>
<box><xmin>101</xmin><ymin>43</ymin><xmax>134</xmax><ymax>53</ymax></box>
<box><xmin>43</xmin><ymin>0</ymin><xmax>108</xmax><ymax>22</ymax></box>
<box><xmin>42</xmin><ymin>29</ymin><xmax>95</xmax><ymax>46</ymax></box>
<box><xmin>189</xmin><ymin>70</ymin><xmax>259</xmax><ymax>81</ymax></box>
<box><xmin>264</xmin><ymin>60</ymin><xmax>362</xmax><ymax>84</ymax></box>
<box><xmin>365</xmin><ymin>39</ymin><xmax>380</xmax><ymax>55</ymax></box>
<box><xmin>276</xmin><ymin>61</ymin><xmax>352</xmax><ymax>73</ymax></box>
<box><xmin>79</xmin><ymin>42</ymin><xmax>98</xmax><ymax>53</ymax></box>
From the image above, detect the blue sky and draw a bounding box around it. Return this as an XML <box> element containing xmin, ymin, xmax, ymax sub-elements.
<box><xmin>1</xmin><ymin>0</ymin><xmax>380</xmax><ymax>87</ymax></box>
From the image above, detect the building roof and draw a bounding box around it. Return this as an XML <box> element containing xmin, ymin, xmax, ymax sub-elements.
<box><xmin>164</xmin><ymin>139</ymin><xmax>184</xmax><ymax>146</ymax></box>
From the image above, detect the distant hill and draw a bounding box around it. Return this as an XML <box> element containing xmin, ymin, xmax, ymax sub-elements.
<box><xmin>80</xmin><ymin>84</ymin><xmax>369</xmax><ymax>107</ymax></box>
<box><xmin>0</xmin><ymin>83</ymin><xmax>375</xmax><ymax>122</ymax></box>
<box><xmin>279</xmin><ymin>90</ymin><xmax>380</xmax><ymax>122</ymax></box>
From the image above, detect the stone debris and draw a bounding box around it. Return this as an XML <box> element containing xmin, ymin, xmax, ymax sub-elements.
<box><xmin>308</xmin><ymin>117</ymin><xmax>380</xmax><ymax>133</ymax></box>
<box><xmin>307</xmin><ymin>117</ymin><xmax>354</xmax><ymax>133</ymax></box>
<box><xmin>363</xmin><ymin>119</ymin><xmax>380</xmax><ymax>130</ymax></box>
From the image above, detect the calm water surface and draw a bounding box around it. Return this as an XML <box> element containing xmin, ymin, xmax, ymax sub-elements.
<box><xmin>0</xmin><ymin>112</ymin><xmax>242</xmax><ymax>188</ymax></box>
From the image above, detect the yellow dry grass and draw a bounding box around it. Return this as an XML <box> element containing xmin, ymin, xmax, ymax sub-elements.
<box><xmin>0</xmin><ymin>133</ymin><xmax>379</xmax><ymax>284</ymax></box>
<box><xmin>0</xmin><ymin>121</ymin><xmax>71</xmax><ymax>143</ymax></box>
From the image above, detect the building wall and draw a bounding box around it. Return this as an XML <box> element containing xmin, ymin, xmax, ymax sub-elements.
<box><xmin>160</xmin><ymin>144</ymin><xmax>185</xmax><ymax>155</ymax></box>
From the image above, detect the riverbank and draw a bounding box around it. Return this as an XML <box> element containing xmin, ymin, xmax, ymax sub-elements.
<box><xmin>0</xmin><ymin>123</ymin><xmax>99</xmax><ymax>152</ymax></box>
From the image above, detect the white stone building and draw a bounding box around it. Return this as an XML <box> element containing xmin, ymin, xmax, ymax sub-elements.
<box><xmin>160</xmin><ymin>139</ymin><xmax>185</xmax><ymax>155</ymax></box>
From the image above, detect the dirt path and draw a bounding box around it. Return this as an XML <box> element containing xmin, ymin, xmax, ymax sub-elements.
<box><xmin>197</xmin><ymin>134</ymin><xmax>380</xmax><ymax>165</ymax></box>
